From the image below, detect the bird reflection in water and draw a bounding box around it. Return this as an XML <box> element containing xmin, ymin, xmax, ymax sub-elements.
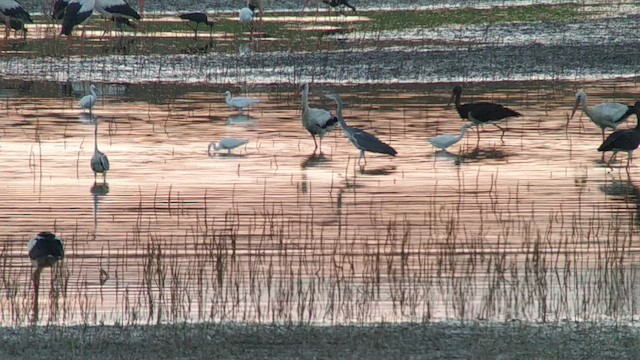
<box><xmin>227</xmin><ymin>114</ymin><xmax>256</xmax><ymax>126</ymax></box>
<box><xmin>359</xmin><ymin>165</ymin><xmax>396</xmax><ymax>176</ymax></box>
<box><xmin>301</xmin><ymin>152</ymin><xmax>328</xmax><ymax>169</ymax></box>
<box><xmin>79</xmin><ymin>112</ymin><xmax>97</xmax><ymax>124</ymax></box>
<box><xmin>600</xmin><ymin>173</ymin><xmax>640</xmax><ymax>226</ymax></box>
<box><xmin>91</xmin><ymin>181</ymin><xmax>110</xmax><ymax>230</ymax></box>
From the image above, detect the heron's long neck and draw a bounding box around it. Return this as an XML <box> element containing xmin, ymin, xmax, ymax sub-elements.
<box><xmin>580</xmin><ymin>96</ymin><xmax>592</xmax><ymax>118</ymax></box>
<box><xmin>301</xmin><ymin>85</ymin><xmax>310</xmax><ymax>112</ymax></box>
<box><xmin>334</xmin><ymin>100</ymin><xmax>348</xmax><ymax>129</ymax></box>
<box><xmin>94</xmin><ymin>121</ymin><xmax>99</xmax><ymax>151</ymax></box>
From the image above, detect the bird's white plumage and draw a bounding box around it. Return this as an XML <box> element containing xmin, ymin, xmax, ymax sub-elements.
<box><xmin>224</xmin><ymin>90</ymin><xmax>259</xmax><ymax>112</ymax></box>
<box><xmin>208</xmin><ymin>138</ymin><xmax>248</xmax><ymax>154</ymax></box>
<box><xmin>71</xmin><ymin>0</ymin><xmax>96</xmax><ymax>14</ymax></box>
<box><xmin>239</xmin><ymin>7</ymin><xmax>253</xmax><ymax>23</ymax></box>
<box><xmin>573</xmin><ymin>90</ymin><xmax>632</xmax><ymax>131</ymax></box>
<box><xmin>427</xmin><ymin>124</ymin><xmax>472</xmax><ymax>150</ymax></box>
<box><xmin>0</xmin><ymin>0</ymin><xmax>23</xmax><ymax>13</ymax></box>
<box><xmin>300</xmin><ymin>82</ymin><xmax>336</xmax><ymax>152</ymax></box>
<box><xmin>79</xmin><ymin>85</ymin><xmax>99</xmax><ymax>112</ymax></box>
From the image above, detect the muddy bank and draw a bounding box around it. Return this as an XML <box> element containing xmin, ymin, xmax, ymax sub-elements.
<box><xmin>2</xmin><ymin>322</ymin><xmax>638</xmax><ymax>359</ymax></box>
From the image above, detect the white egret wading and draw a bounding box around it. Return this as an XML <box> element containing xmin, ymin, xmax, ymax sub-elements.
<box><xmin>208</xmin><ymin>138</ymin><xmax>248</xmax><ymax>155</ymax></box>
<box><xmin>79</xmin><ymin>84</ymin><xmax>99</xmax><ymax>113</ymax></box>
<box><xmin>324</xmin><ymin>93</ymin><xmax>397</xmax><ymax>165</ymax></box>
<box><xmin>427</xmin><ymin>124</ymin><xmax>473</xmax><ymax>151</ymax></box>
<box><xmin>224</xmin><ymin>90</ymin><xmax>259</xmax><ymax>114</ymax></box>
<box><xmin>299</xmin><ymin>82</ymin><xmax>338</xmax><ymax>153</ymax></box>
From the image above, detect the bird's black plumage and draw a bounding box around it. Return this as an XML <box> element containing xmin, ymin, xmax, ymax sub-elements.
<box><xmin>1</xmin><ymin>2</ymin><xmax>33</xmax><ymax>23</ymax></box>
<box><xmin>61</xmin><ymin>2</ymin><xmax>93</xmax><ymax>36</ymax></box>
<box><xmin>323</xmin><ymin>0</ymin><xmax>356</xmax><ymax>11</ymax></box>
<box><xmin>449</xmin><ymin>85</ymin><xmax>521</xmax><ymax>124</ymax></box>
<box><xmin>321</xmin><ymin>116</ymin><xmax>338</xmax><ymax>129</ymax></box>
<box><xmin>599</xmin><ymin>101</ymin><xmax>640</xmax><ymax>153</ymax></box>
<box><xmin>352</xmin><ymin>129</ymin><xmax>397</xmax><ymax>156</ymax></box>
<box><xmin>28</xmin><ymin>232</ymin><xmax>64</xmax><ymax>266</ymax></box>
<box><xmin>179</xmin><ymin>12</ymin><xmax>210</xmax><ymax>25</ymax></box>
<box><xmin>52</xmin><ymin>0</ymin><xmax>69</xmax><ymax>20</ymax></box>
<box><xmin>103</xmin><ymin>3</ymin><xmax>140</xmax><ymax>20</ymax></box>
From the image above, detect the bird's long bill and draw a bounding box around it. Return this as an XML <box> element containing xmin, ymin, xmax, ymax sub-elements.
<box><xmin>446</xmin><ymin>92</ymin><xmax>455</xmax><ymax>107</ymax></box>
<box><xmin>207</xmin><ymin>143</ymin><xmax>214</xmax><ymax>155</ymax></box>
<box><xmin>570</xmin><ymin>98</ymin><xmax>579</xmax><ymax>119</ymax></box>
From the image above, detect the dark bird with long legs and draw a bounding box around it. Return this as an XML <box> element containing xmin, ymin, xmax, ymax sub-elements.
<box><xmin>598</xmin><ymin>101</ymin><xmax>640</xmax><ymax>170</ymax></box>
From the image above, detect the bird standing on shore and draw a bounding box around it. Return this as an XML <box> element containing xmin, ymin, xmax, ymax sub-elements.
<box><xmin>325</xmin><ymin>93</ymin><xmax>397</xmax><ymax>165</ymax></box>
<box><xmin>299</xmin><ymin>82</ymin><xmax>338</xmax><ymax>153</ymax></box>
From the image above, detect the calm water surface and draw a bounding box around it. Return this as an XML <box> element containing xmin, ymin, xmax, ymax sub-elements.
<box><xmin>1</xmin><ymin>80</ymin><xmax>640</xmax><ymax>325</ymax></box>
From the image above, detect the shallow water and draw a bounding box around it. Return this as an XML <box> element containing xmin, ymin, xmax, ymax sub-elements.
<box><xmin>1</xmin><ymin>79</ymin><xmax>640</xmax><ymax>325</ymax></box>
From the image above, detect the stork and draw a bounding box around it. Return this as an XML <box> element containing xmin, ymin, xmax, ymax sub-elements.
<box><xmin>598</xmin><ymin>101</ymin><xmax>640</xmax><ymax>169</ymax></box>
<box><xmin>571</xmin><ymin>89</ymin><xmax>634</xmax><ymax>142</ymax></box>
<box><xmin>95</xmin><ymin>0</ymin><xmax>140</xmax><ymax>31</ymax></box>
<box><xmin>61</xmin><ymin>0</ymin><xmax>95</xmax><ymax>36</ymax></box>
<box><xmin>0</xmin><ymin>0</ymin><xmax>32</xmax><ymax>38</ymax></box>
<box><xmin>299</xmin><ymin>82</ymin><xmax>338</xmax><ymax>153</ymax></box>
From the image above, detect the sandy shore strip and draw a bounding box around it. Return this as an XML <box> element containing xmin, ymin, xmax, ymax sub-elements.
<box><xmin>1</xmin><ymin>321</ymin><xmax>639</xmax><ymax>359</ymax></box>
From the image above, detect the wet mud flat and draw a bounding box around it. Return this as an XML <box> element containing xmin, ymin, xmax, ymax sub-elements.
<box><xmin>2</xmin><ymin>322</ymin><xmax>639</xmax><ymax>359</ymax></box>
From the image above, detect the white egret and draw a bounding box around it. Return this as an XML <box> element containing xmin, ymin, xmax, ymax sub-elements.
<box><xmin>427</xmin><ymin>124</ymin><xmax>473</xmax><ymax>151</ymax></box>
<box><xmin>299</xmin><ymin>82</ymin><xmax>337</xmax><ymax>153</ymax></box>
<box><xmin>208</xmin><ymin>138</ymin><xmax>248</xmax><ymax>155</ymax></box>
<box><xmin>79</xmin><ymin>84</ymin><xmax>99</xmax><ymax>113</ymax></box>
<box><xmin>224</xmin><ymin>90</ymin><xmax>259</xmax><ymax>113</ymax></box>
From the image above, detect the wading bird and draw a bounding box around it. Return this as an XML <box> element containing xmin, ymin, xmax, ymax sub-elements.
<box><xmin>79</xmin><ymin>84</ymin><xmax>99</xmax><ymax>113</ymax></box>
<box><xmin>598</xmin><ymin>101</ymin><xmax>640</xmax><ymax>169</ymax></box>
<box><xmin>324</xmin><ymin>93</ymin><xmax>397</xmax><ymax>165</ymax></box>
<box><xmin>28</xmin><ymin>231</ymin><xmax>64</xmax><ymax>321</ymax></box>
<box><xmin>427</xmin><ymin>123</ymin><xmax>473</xmax><ymax>152</ymax></box>
<box><xmin>61</xmin><ymin>0</ymin><xmax>95</xmax><ymax>36</ymax></box>
<box><xmin>179</xmin><ymin>12</ymin><xmax>214</xmax><ymax>39</ymax></box>
<box><xmin>52</xmin><ymin>0</ymin><xmax>68</xmax><ymax>20</ymax></box>
<box><xmin>91</xmin><ymin>118</ymin><xmax>110</xmax><ymax>181</ymax></box>
<box><xmin>323</xmin><ymin>0</ymin><xmax>356</xmax><ymax>12</ymax></box>
<box><xmin>0</xmin><ymin>0</ymin><xmax>33</xmax><ymax>38</ymax></box>
<box><xmin>224</xmin><ymin>90</ymin><xmax>259</xmax><ymax>113</ymax></box>
<box><xmin>208</xmin><ymin>138</ymin><xmax>248</xmax><ymax>155</ymax></box>
<box><xmin>448</xmin><ymin>85</ymin><xmax>522</xmax><ymax>142</ymax></box>
<box><xmin>95</xmin><ymin>0</ymin><xmax>141</xmax><ymax>31</ymax></box>
<box><xmin>571</xmin><ymin>89</ymin><xmax>634</xmax><ymax>142</ymax></box>
<box><xmin>239</xmin><ymin>6</ymin><xmax>254</xmax><ymax>33</ymax></box>
<box><xmin>299</xmin><ymin>82</ymin><xmax>338</xmax><ymax>153</ymax></box>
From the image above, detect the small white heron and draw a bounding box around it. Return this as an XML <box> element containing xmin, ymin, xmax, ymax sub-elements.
<box><xmin>598</xmin><ymin>101</ymin><xmax>640</xmax><ymax>169</ymax></box>
<box><xmin>0</xmin><ymin>0</ymin><xmax>32</xmax><ymax>38</ymax></box>
<box><xmin>571</xmin><ymin>89</ymin><xmax>634</xmax><ymax>141</ymax></box>
<box><xmin>299</xmin><ymin>82</ymin><xmax>337</xmax><ymax>153</ymax></box>
<box><xmin>91</xmin><ymin>118</ymin><xmax>110</xmax><ymax>181</ymax></box>
<box><xmin>208</xmin><ymin>138</ymin><xmax>248</xmax><ymax>155</ymax></box>
<box><xmin>28</xmin><ymin>231</ymin><xmax>64</xmax><ymax>321</ymax></box>
<box><xmin>224</xmin><ymin>90</ymin><xmax>259</xmax><ymax>113</ymax></box>
<box><xmin>427</xmin><ymin>123</ymin><xmax>473</xmax><ymax>151</ymax></box>
<box><xmin>324</xmin><ymin>93</ymin><xmax>397</xmax><ymax>165</ymax></box>
<box><xmin>239</xmin><ymin>6</ymin><xmax>254</xmax><ymax>34</ymax></box>
<box><xmin>61</xmin><ymin>0</ymin><xmax>95</xmax><ymax>36</ymax></box>
<box><xmin>79</xmin><ymin>84</ymin><xmax>99</xmax><ymax>113</ymax></box>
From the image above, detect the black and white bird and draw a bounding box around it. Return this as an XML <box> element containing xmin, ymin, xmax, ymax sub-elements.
<box><xmin>448</xmin><ymin>85</ymin><xmax>522</xmax><ymax>142</ymax></box>
<box><xmin>598</xmin><ymin>101</ymin><xmax>640</xmax><ymax>169</ymax></box>
<box><xmin>571</xmin><ymin>89</ymin><xmax>635</xmax><ymax>142</ymax></box>
<box><xmin>0</xmin><ymin>0</ymin><xmax>33</xmax><ymax>36</ymax></box>
<box><xmin>179</xmin><ymin>12</ymin><xmax>214</xmax><ymax>39</ymax></box>
<box><xmin>28</xmin><ymin>232</ymin><xmax>64</xmax><ymax>290</ymax></box>
<box><xmin>95</xmin><ymin>0</ymin><xmax>140</xmax><ymax>28</ymax></box>
<box><xmin>91</xmin><ymin>118</ymin><xmax>110</xmax><ymax>181</ymax></box>
<box><xmin>322</xmin><ymin>0</ymin><xmax>356</xmax><ymax>12</ymax></box>
<box><xmin>52</xmin><ymin>0</ymin><xmax>69</xmax><ymax>20</ymax></box>
<box><xmin>61</xmin><ymin>0</ymin><xmax>95</xmax><ymax>36</ymax></box>
<box><xmin>325</xmin><ymin>93</ymin><xmax>397</xmax><ymax>165</ymax></box>
<box><xmin>299</xmin><ymin>82</ymin><xmax>337</xmax><ymax>153</ymax></box>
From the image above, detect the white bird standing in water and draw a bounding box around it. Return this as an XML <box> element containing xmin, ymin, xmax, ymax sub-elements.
<box><xmin>79</xmin><ymin>84</ymin><xmax>99</xmax><ymax>114</ymax></box>
<box><xmin>224</xmin><ymin>90</ymin><xmax>260</xmax><ymax>113</ymax></box>
<box><xmin>91</xmin><ymin>118</ymin><xmax>110</xmax><ymax>181</ymax></box>
<box><xmin>208</xmin><ymin>138</ymin><xmax>248</xmax><ymax>154</ymax></box>
<box><xmin>427</xmin><ymin>124</ymin><xmax>472</xmax><ymax>151</ymax></box>
<box><xmin>299</xmin><ymin>82</ymin><xmax>337</xmax><ymax>153</ymax></box>
<box><xmin>571</xmin><ymin>89</ymin><xmax>634</xmax><ymax>141</ymax></box>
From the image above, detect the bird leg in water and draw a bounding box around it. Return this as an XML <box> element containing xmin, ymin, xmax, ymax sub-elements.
<box><xmin>358</xmin><ymin>150</ymin><xmax>367</xmax><ymax>166</ymax></box>
<box><xmin>31</xmin><ymin>266</ymin><xmax>42</xmax><ymax>323</ymax></box>
<box><xmin>494</xmin><ymin>124</ymin><xmax>506</xmax><ymax>142</ymax></box>
<box><xmin>312</xmin><ymin>134</ymin><xmax>319</xmax><ymax>152</ymax></box>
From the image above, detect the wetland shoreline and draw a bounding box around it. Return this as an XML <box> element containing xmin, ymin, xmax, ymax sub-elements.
<box><xmin>2</xmin><ymin>322</ymin><xmax>639</xmax><ymax>359</ymax></box>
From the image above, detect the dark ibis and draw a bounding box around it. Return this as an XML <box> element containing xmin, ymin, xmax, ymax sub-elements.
<box><xmin>28</xmin><ymin>231</ymin><xmax>64</xmax><ymax>321</ymax></box>
<box><xmin>179</xmin><ymin>12</ymin><xmax>214</xmax><ymax>39</ymax></box>
<box><xmin>598</xmin><ymin>101</ymin><xmax>640</xmax><ymax>169</ymax></box>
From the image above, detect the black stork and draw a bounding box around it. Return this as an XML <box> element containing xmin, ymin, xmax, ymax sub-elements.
<box><xmin>448</xmin><ymin>85</ymin><xmax>522</xmax><ymax>143</ymax></box>
<box><xmin>28</xmin><ymin>232</ymin><xmax>64</xmax><ymax>321</ymax></box>
<box><xmin>179</xmin><ymin>12</ymin><xmax>214</xmax><ymax>39</ymax></box>
<box><xmin>598</xmin><ymin>101</ymin><xmax>640</xmax><ymax>169</ymax></box>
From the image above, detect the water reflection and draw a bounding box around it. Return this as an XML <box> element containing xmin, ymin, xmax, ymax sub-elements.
<box><xmin>600</xmin><ymin>174</ymin><xmax>640</xmax><ymax>225</ymax></box>
<box><xmin>461</xmin><ymin>146</ymin><xmax>509</xmax><ymax>161</ymax></box>
<box><xmin>227</xmin><ymin>114</ymin><xmax>256</xmax><ymax>126</ymax></box>
<box><xmin>91</xmin><ymin>181</ymin><xmax>110</xmax><ymax>230</ymax></box>
<box><xmin>359</xmin><ymin>165</ymin><xmax>396</xmax><ymax>176</ymax></box>
<box><xmin>301</xmin><ymin>152</ymin><xmax>328</xmax><ymax>169</ymax></box>
<box><xmin>79</xmin><ymin>113</ymin><xmax>97</xmax><ymax>124</ymax></box>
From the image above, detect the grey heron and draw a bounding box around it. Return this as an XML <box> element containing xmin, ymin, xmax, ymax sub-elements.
<box><xmin>571</xmin><ymin>89</ymin><xmax>634</xmax><ymax>142</ymax></box>
<box><xmin>448</xmin><ymin>85</ymin><xmax>522</xmax><ymax>142</ymax></box>
<box><xmin>427</xmin><ymin>123</ymin><xmax>472</xmax><ymax>152</ymax></box>
<box><xmin>299</xmin><ymin>82</ymin><xmax>338</xmax><ymax>153</ymax></box>
<box><xmin>208</xmin><ymin>138</ymin><xmax>248</xmax><ymax>155</ymax></box>
<box><xmin>79</xmin><ymin>84</ymin><xmax>99</xmax><ymax>114</ymax></box>
<box><xmin>91</xmin><ymin>118</ymin><xmax>110</xmax><ymax>181</ymax></box>
<box><xmin>598</xmin><ymin>101</ymin><xmax>640</xmax><ymax>169</ymax></box>
<box><xmin>324</xmin><ymin>93</ymin><xmax>397</xmax><ymax>165</ymax></box>
<box><xmin>224</xmin><ymin>90</ymin><xmax>259</xmax><ymax>113</ymax></box>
